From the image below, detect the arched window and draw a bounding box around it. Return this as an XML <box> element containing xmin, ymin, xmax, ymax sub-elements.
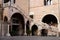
<box><xmin>4</xmin><ymin>0</ymin><xmax>10</xmax><ymax>3</ymax></box>
<box><xmin>44</xmin><ymin>0</ymin><xmax>52</xmax><ymax>6</ymax></box>
<box><xmin>42</xmin><ymin>14</ymin><xmax>58</xmax><ymax>26</ymax></box>
<box><xmin>4</xmin><ymin>0</ymin><xmax>15</xmax><ymax>3</ymax></box>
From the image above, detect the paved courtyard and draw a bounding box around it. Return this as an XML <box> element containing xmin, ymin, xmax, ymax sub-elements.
<box><xmin>0</xmin><ymin>36</ymin><xmax>60</xmax><ymax>40</ymax></box>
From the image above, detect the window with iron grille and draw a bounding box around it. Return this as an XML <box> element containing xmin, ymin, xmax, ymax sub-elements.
<box><xmin>4</xmin><ymin>0</ymin><xmax>10</xmax><ymax>3</ymax></box>
<box><xmin>4</xmin><ymin>0</ymin><xmax>15</xmax><ymax>3</ymax></box>
<box><xmin>44</xmin><ymin>0</ymin><xmax>52</xmax><ymax>6</ymax></box>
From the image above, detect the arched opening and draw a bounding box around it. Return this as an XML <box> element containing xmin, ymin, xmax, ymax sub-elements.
<box><xmin>9</xmin><ymin>13</ymin><xmax>25</xmax><ymax>36</ymax></box>
<box><xmin>41</xmin><ymin>29</ymin><xmax>48</xmax><ymax>36</ymax></box>
<box><xmin>31</xmin><ymin>25</ymin><xmax>38</xmax><ymax>36</ymax></box>
<box><xmin>26</xmin><ymin>21</ymin><xmax>30</xmax><ymax>36</ymax></box>
<box><xmin>42</xmin><ymin>14</ymin><xmax>58</xmax><ymax>26</ymax></box>
<box><xmin>4</xmin><ymin>0</ymin><xmax>10</xmax><ymax>3</ymax></box>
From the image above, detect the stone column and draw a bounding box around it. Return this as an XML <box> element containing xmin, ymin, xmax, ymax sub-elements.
<box><xmin>57</xmin><ymin>32</ymin><xmax>59</xmax><ymax>37</ymax></box>
<box><xmin>57</xmin><ymin>29</ymin><xmax>59</xmax><ymax>37</ymax></box>
<box><xmin>29</xmin><ymin>20</ymin><xmax>34</xmax><ymax>36</ymax></box>
<box><xmin>30</xmin><ymin>22</ymin><xmax>31</xmax><ymax>32</ymax></box>
<box><xmin>2</xmin><ymin>22</ymin><xmax>4</xmax><ymax>36</ymax></box>
<box><xmin>24</xmin><ymin>21</ymin><xmax>27</xmax><ymax>36</ymax></box>
<box><xmin>29</xmin><ymin>21</ymin><xmax>32</xmax><ymax>36</ymax></box>
<box><xmin>6</xmin><ymin>23</ymin><xmax>10</xmax><ymax>36</ymax></box>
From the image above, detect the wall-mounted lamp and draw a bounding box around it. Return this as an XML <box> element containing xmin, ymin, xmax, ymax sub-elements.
<box><xmin>29</xmin><ymin>12</ymin><xmax>34</xmax><ymax>19</ymax></box>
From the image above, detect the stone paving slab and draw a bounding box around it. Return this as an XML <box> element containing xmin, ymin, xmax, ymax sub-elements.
<box><xmin>0</xmin><ymin>36</ymin><xmax>60</xmax><ymax>40</ymax></box>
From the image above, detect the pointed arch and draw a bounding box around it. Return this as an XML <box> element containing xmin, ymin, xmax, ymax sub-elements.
<box><xmin>31</xmin><ymin>24</ymin><xmax>38</xmax><ymax>36</ymax></box>
<box><xmin>9</xmin><ymin>13</ymin><xmax>25</xmax><ymax>36</ymax></box>
<box><xmin>42</xmin><ymin>14</ymin><xmax>58</xmax><ymax>26</ymax></box>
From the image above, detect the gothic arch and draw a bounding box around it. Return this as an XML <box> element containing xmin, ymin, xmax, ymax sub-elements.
<box><xmin>9</xmin><ymin>13</ymin><xmax>25</xmax><ymax>36</ymax></box>
<box><xmin>4</xmin><ymin>0</ymin><xmax>10</xmax><ymax>3</ymax></box>
<box><xmin>31</xmin><ymin>24</ymin><xmax>38</xmax><ymax>36</ymax></box>
<box><xmin>42</xmin><ymin>14</ymin><xmax>58</xmax><ymax>26</ymax></box>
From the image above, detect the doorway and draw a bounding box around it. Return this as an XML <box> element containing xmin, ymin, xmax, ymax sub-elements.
<box><xmin>9</xmin><ymin>13</ymin><xmax>25</xmax><ymax>36</ymax></box>
<box><xmin>32</xmin><ymin>25</ymin><xmax>38</xmax><ymax>36</ymax></box>
<box><xmin>26</xmin><ymin>21</ymin><xmax>30</xmax><ymax>36</ymax></box>
<box><xmin>41</xmin><ymin>29</ymin><xmax>48</xmax><ymax>36</ymax></box>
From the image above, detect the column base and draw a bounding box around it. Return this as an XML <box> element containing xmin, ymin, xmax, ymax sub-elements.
<box><xmin>57</xmin><ymin>32</ymin><xmax>59</xmax><ymax>37</ymax></box>
<box><xmin>6</xmin><ymin>33</ymin><xmax>10</xmax><ymax>36</ymax></box>
<box><xmin>24</xmin><ymin>32</ymin><xmax>27</xmax><ymax>36</ymax></box>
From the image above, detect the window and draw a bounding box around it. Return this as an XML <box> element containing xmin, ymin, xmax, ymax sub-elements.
<box><xmin>50</xmin><ymin>0</ymin><xmax>52</xmax><ymax>5</ymax></box>
<box><xmin>4</xmin><ymin>0</ymin><xmax>10</xmax><ymax>3</ymax></box>
<box><xmin>14</xmin><ymin>0</ymin><xmax>15</xmax><ymax>3</ymax></box>
<box><xmin>11</xmin><ymin>0</ymin><xmax>16</xmax><ymax>4</ymax></box>
<box><xmin>44</xmin><ymin>0</ymin><xmax>52</xmax><ymax>6</ymax></box>
<box><xmin>44</xmin><ymin>0</ymin><xmax>47</xmax><ymax>6</ymax></box>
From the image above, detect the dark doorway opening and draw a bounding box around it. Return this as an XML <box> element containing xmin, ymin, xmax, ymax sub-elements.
<box><xmin>26</xmin><ymin>21</ymin><xmax>30</xmax><ymax>36</ymax></box>
<box><xmin>10</xmin><ymin>25</ymin><xmax>19</xmax><ymax>36</ymax></box>
<box><xmin>32</xmin><ymin>25</ymin><xmax>38</xmax><ymax>36</ymax></box>
<box><xmin>10</xmin><ymin>13</ymin><xmax>25</xmax><ymax>36</ymax></box>
<box><xmin>41</xmin><ymin>29</ymin><xmax>48</xmax><ymax>36</ymax></box>
<box><xmin>42</xmin><ymin>14</ymin><xmax>58</xmax><ymax>26</ymax></box>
